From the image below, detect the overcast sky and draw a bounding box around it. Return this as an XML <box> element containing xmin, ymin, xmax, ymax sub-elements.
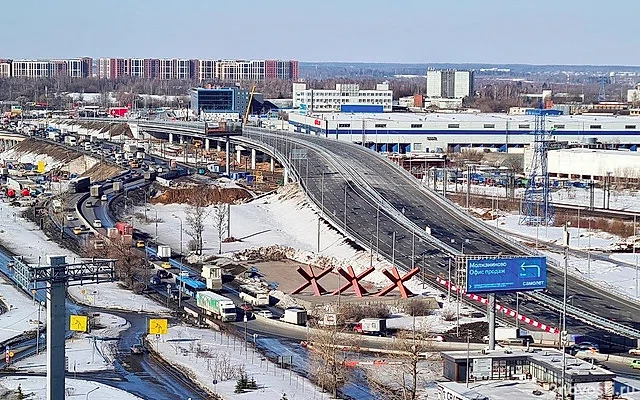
<box><xmin>4</xmin><ymin>0</ymin><xmax>638</xmax><ymax>65</ymax></box>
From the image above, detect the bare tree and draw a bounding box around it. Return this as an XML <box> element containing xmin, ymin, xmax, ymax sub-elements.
<box><xmin>211</xmin><ymin>203</ymin><xmax>228</xmax><ymax>254</ymax></box>
<box><xmin>184</xmin><ymin>194</ymin><xmax>210</xmax><ymax>255</ymax></box>
<box><xmin>309</xmin><ymin>327</ymin><xmax>351</xmax><ymax>398</ymax></box>
<box><xmin>85</xmin><ymin>236</ymin><xmax>145</xmax><ymax>291</ymax></box>
<box><xmin>365</xmin><ymin>319</ymin><xmax>439</xmax><ymax>400</ymax></box>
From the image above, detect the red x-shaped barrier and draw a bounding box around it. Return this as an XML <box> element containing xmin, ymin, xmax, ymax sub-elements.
<box><xmin>331</xmin><ymin>266</ymin><xmax>375</xmax><ymax>297</ymax></box>
<box><xmin>291</xmin><ymin>265</ymin><xmax>333</xmax><ymax>296</ymax></box>
<box><xmin>377</xmin><ymin>267</ymin><xmax>420</xmax><ymax>298</ymax></box>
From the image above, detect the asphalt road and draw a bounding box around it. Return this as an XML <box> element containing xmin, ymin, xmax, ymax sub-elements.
<box><xmin>243</xmin><ymin>129</ymin><xmax>640</xmax><ymax>349</ymax></box>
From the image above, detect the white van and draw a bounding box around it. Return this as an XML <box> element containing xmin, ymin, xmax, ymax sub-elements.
<box><xmin>93</xmin><ymin>219</ymin><xmax>102</xmax><ymax>228</ymax></box>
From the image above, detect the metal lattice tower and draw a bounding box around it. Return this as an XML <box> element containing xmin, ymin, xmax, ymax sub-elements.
<box><xmin>598</xmin><ymin>76</ymin><xmax>608</xmax><ymax>102</ymax></box>
<box><xmin>520</xmin><ymin>109</ymin><xmax>554</xmax><ymax>225</ymax></box>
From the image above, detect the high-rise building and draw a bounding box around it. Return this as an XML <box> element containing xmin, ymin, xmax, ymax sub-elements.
<box><xmin>426</xmin><ymin>69</ymin><xmax>474</xmax><ymax>99</ymax></box>
<box><xmin>197</xmin><ymin>60</ymin><xmax>216</xmax><ymax>81</ymax></box>
<box><xmin>11</xmin><ymin>60</ymin><xmax>52</xmax><ymax>78</ymax></box>
<box><xmin>0</xmin><ymin>59</ymin><xmax>11</xmax><ymax>78</ymax></box>
<box><xmin>1</xmin><ymin>56</ymin><xmax>299</xmax><ymax>81</ymax></box>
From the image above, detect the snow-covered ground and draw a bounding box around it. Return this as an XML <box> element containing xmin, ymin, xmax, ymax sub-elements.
<box><xmin>0</xmin><ymin>200</ymin><xmax>168</xmax><ymax>314</ymax></box>
<box><xmin>67</xmin><ymin>282</ymin><xmax>169</xmax><ymax>314</ymax></box>
<box><xmin>14</xmin><ymin>313</ymin><xmax>129</xmax><ymax>373</ymax></box>
<box><xmin>0</xmin><ymin>376</ymin><xmax>142</xmax><ymax>400</ymax></box>
<box><xmin>149</xmin><ymin>324</ymin><xmax>322</xmax><ymax>400</ymax></box>
<box><xmin>386</xmin><ymin>304</ymin><xmax>485</xmax><ymax>334</ymax></box>
<box><xmin>0</xmin><ymin>202</ymin><xmax>77</xmax><ymax>263</ymax></box>
<box><xmin>0</xmin><ymin>274</ymin><xmax>39</xmax><ymax>343</ymax></box>
<box><xmin>494</xmin><ymin>213</ymin><xmax>620</xmax><ymax>251</ymax></box>
<box><xmin>133</xmin><ymin>185</ymin><xmax>437</xmax><ymax>296</ymax></box>
<box><xmin>485</xmin><ymin>212</ymin><xmax>640</xmax><ymax>300</ymax></box>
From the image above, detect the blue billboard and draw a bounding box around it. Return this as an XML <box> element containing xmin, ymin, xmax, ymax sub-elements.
<box><xmin>466</xmin><ymin>256</ymin><xmax>547</xmax><ymax>293</ymax></box>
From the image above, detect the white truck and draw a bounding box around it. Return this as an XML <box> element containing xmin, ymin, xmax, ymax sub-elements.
<box><xmin>280</xmin><ymin>308</ymin><xmax>307</xmax><ymax>326</ymax></box>
<box><xmin>353</xmin><ymin>318</ymin><xmax>387</xmax><ymax>336</ymax></box>
<box><xmin>157</xmin><ymin>245</ymin><xmax>172</xmax><ymax>259</ymax></box>
<box><xmin>484</xmin><ymin>327</ymin><xmax>533</xmax><ymax>345</ymax></box>
<box><xmin>64</xmin><ymin>135</ymin><xmax>77</xmax><ymax>146</ymax></box>
<box><xmin>196</xmin><ymin>291</ymin><xmax>237</xmax><ymax>322</ymax></box>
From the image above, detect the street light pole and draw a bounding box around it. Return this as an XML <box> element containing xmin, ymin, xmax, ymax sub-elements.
<box><xmin>561</xmin><ymin>224</ymin><xmax>569</xmax><ymax>400</ymax></box>
<box><xmin>173</xmin><ymin>214</ymin><xmax>184</xmax><ymax>308</ymax></box>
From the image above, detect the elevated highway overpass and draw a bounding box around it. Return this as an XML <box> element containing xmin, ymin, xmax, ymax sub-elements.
<box><xmin>80</xmin><ymin>118</ymin><xmax>640</xmax><ymax>346</ymax></box>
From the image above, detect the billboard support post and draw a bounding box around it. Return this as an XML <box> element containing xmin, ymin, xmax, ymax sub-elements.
<box><xmin>488</xmin><ymin>293</ymin><xmax>496</xmax><ymax>350</ymax></box>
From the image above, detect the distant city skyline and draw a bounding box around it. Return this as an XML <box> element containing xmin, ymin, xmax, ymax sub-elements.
<box><xmin>4</xmin><ymin>0</ymin><xmax>640</xmax><ymax>66</ymax></box>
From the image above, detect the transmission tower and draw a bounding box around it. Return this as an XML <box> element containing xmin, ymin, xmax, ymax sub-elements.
<box><xmin>597</xmin><ymin>76</ymin><xmax>609</xmax><ymax>102</ymax></box>
<box><xmin>520</xmin><ymin>109</ymin><xmax>554</xmax><ymax>225</ymax></box>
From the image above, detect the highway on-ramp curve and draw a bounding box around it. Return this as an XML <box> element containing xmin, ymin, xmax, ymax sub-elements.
<box><xmin>242</xmin><ymin>128</ymin><xmax>640</xmax><ymax>346</ymax></box>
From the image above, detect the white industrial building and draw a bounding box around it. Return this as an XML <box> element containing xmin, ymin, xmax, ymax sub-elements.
<box><xmin>426</xmin><ymin>69</ymin><xmax>474</xmax><ymax>99</ymax></box>
<box><xmin>524</xmin><ymin>147</ymin><xmax>640</xmax><ymax>181</ymax></box>
<box><xmin>292</xmin><ymin>82</ymin><xmax>393</xmax><ymax>113</ymax></box>
<box><xmin>287</xmin><ymin>111</ymin><xmax>640</xmax><ymax>154</ymax></box>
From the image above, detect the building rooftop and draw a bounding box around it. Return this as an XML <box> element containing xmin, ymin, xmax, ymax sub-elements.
<box><xmin>438</xmin><ymin>380</ymin><xmax>558</xmax><ymax>400</ymax></box>
<box><xmin>313</xmin><ymin>111</ymin><xmax>640</xmax><ymax>125</ymax></box>
<box><xmin>442</xmin><ymin>348</ymin><xmax>614</xmax><ymax>379</ymax></box>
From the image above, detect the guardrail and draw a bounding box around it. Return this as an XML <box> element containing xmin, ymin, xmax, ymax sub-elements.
<box><xmin>527</xmin><ymin>291</ymin><xmax>640</xmax><ymax>339</ymax></box>
<box><xmin>124</xmin><ymin>120</ymin><xmax>640</xmax><ymax>339</ymax></box>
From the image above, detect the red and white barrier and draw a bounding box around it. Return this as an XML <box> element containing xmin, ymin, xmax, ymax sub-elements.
<box><xmin>435</xmin><ymin>278</ymin><xmax>559</xmax><ymax>334</ymax></box>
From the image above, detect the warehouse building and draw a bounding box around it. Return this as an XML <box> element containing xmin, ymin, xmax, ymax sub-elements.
<box><xmin>524</xmin><ymin>147</ymin><xmax>640</xmax><ymax>182</ymax></box>
<box><xmin>287</xmin><ymin>111</ymin><xmax>640</xmax><ymax>154</ymax></box>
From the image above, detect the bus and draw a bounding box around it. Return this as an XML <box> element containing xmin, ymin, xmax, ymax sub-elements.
<box><xmin>175</xmin><ymin>275</ymin><xmax>207</xmax><ymax>298</ymax></box>
<box><xmin>239</xmin><ymin>284</ymin><xmax>270</xmax><ymax>307</ymax></box>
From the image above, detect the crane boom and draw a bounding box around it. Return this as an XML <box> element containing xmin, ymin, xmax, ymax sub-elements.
<box><xmin>243</xmin><ymin>85</ymin><xmax>256</xmax><ymax>125</ymax></box>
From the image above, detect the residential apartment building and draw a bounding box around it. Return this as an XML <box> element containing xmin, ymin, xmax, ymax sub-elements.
<box><xmin>426</xmin><ymin>69</ymin><xmax>474</xmax><ymax>99</ymax></box>
<box><xmin>0</xmin><ymin>59</ymin><xmax>11</xmax><ymax>78</ymax></box>
<box><xmin>1</xmin><ymin>56</ymin><xmax>298</xmax><ymax>81</ymax></box>
<box><xmin>293</xmin><ymin>82</ymin><xmax>393</xmax><ymax>112</ymax></box>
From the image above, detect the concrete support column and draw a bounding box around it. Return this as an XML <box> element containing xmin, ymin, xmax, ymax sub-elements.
<box><xmin>236</xmin><ymin>149</ymin><xmax>242</xmax><ymax>164</ymax></box>
<box><xmin>251</xmin><ymin>149</ymin><xmax>256</xmax><ymax>170</ymax></box>
<box><xmin>205</xmin><ymin>138</ymin><xmax>210</xmax><ymax>151</ymax></box>
<box><xmin>179</xmin><ymin>135</ymin><xmax>184</xmax><ymax>144</ymax></box>
<box><xmin>168</xmin><ymin>133</ymin><xmax>174</xmax><ymax>144</ymax></box>
<box><xmin>283</xmin><ymin>167</ymin><xmax>289</xmax><ymax>184</ymax></box>
<box><xmin>270</xmin><ymin>157</ymin><xmax>275</xmax><ymax>173</ymax></box>
<box><xmin>47</xmin><ymin>255</ymin><xmax>67</xmax><ymax>400</ymax></box>
<box><xmin>488</xmin><ymin>293</ymin><xmax>496</xmax><ymax>350</ymax></box>
<box><xmin>217</xmin><ymin>141</ymin><xmax>222</xmax><ymax>152</ymax></box>
<box><xmin>225</xmin><ymin>136</ymin><xmax>230</xmax><ymax>176</ymax></box>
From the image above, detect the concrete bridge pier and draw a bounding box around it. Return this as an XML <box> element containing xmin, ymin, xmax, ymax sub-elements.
<box><xmin>168</xmin><ymin>133</ymin><xmax>174</xmax><ymax>144</ymax></box>
<box><xmin>236</xmin><ymin>148</ymin><xmax>242</xmax><ymax>164</ymax></box>
<box><xmin>217</xmin><ymin>141</ymin><xmax>222</xmax><ymax>152</ymax></box>
<box><xmin>251</xmin><ymin>149</ymin><xmax>256</xmax><ymax>170</ymax></box>
<box><xmin>205</xmin><ymin>138</ymin><xmax>210</xmax><ymax>151</ymax></box>
<box><xmin>270</xmin><ymin>157</ymin><xmax>275</xmax><ymax>173</ymax></box>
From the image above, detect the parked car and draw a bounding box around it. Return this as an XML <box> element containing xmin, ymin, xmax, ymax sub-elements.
<box><xmin>255</xmin><ymin>310</ymin><xmax>274</xmax><ymax>319</ymax></box>
<box><xmin>631</xmin><ymin>359</ymin><xmax>640</xmax><ymax>369</ymax></box>
<box><xmin>66</xmin><ymin>214</ymin><xmax>76</xmax><ymax>221</ymax></box>
<box><xmin>136</xmin><ymin>240</ymin><xmax>145</xmax><ymax>248</ymax></box>
<box><xmin>100</xmin><ymin>194</ymin><xmax>107</xmax><ymax>201</ymax></box>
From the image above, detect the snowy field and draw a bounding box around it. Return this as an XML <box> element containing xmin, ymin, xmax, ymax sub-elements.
<box><xmin>0</xmin><ymin>200</ymin><xmax>168</xmax><ymax>314</ymax></box>
<box><xmin>67</xmin><ymin>282</ymin><xmax>169</xmax><ymax>314</ymax></box>
<box><xmin>0</xmin><ymin>275</ymin><xmax>39</xmax><ymax>343</ymax></box>
<box><xmin>494</xmin><ymin>213</ymin><xmax>621</xmax><ymax>251</ymax></box>
<box><xmin>0</xmin><ymin>376</ymin><xmax>141</xmax><ymax>400</ymax></box>
<box><xmin>149</xmin><ymin>324</ymin><xmax>322</xmax><ymax>400</ymax></box>
<box><xmin>0</xmin><ymin>201</ymin><xmax>77</xmax><ymax>263</ymax></box>
<box><xmin>14</xmin><ymin>312</ymin><xmax>129</xmax><ymax>373</ymax></box>
<box><xmin>134</xmin><ymin>185</ymin><xmax>441</xmax><ymax>296</ymax></box>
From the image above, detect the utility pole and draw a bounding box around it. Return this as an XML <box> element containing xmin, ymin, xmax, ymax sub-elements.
<box><xmin>343</xmin><ymin>184</ymin><xmax>347</xmax><ymax>231</ymax></box>
<box><xmin>561</xmin><ymin>224</ymin><xmax>569</xmax><ymax>400</ymax></box>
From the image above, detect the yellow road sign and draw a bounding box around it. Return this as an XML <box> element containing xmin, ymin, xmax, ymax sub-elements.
<box><xmin>149</xmin><ymin>319</ymin><xmax>168</xmax><ymax>335</ymax></box>
<box><xmin>70</xmin><ymin>315</ymin><xmax>88</xmax><ymax>332</ymax></box>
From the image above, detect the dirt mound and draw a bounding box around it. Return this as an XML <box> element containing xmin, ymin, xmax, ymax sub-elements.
<box><xmin>152</xmin><ymin>186</ymin><xmax>252</xmax><ymax>205</ymax></box>
<box><xmin>81</xmin><ymin>163</ymin><xmax>123</xmax><ymax>181</ymax></box>
<box><xmin>8</xmin><ymin>139</ymin><xmax>82</xmax><ymax>163</ymax></box>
